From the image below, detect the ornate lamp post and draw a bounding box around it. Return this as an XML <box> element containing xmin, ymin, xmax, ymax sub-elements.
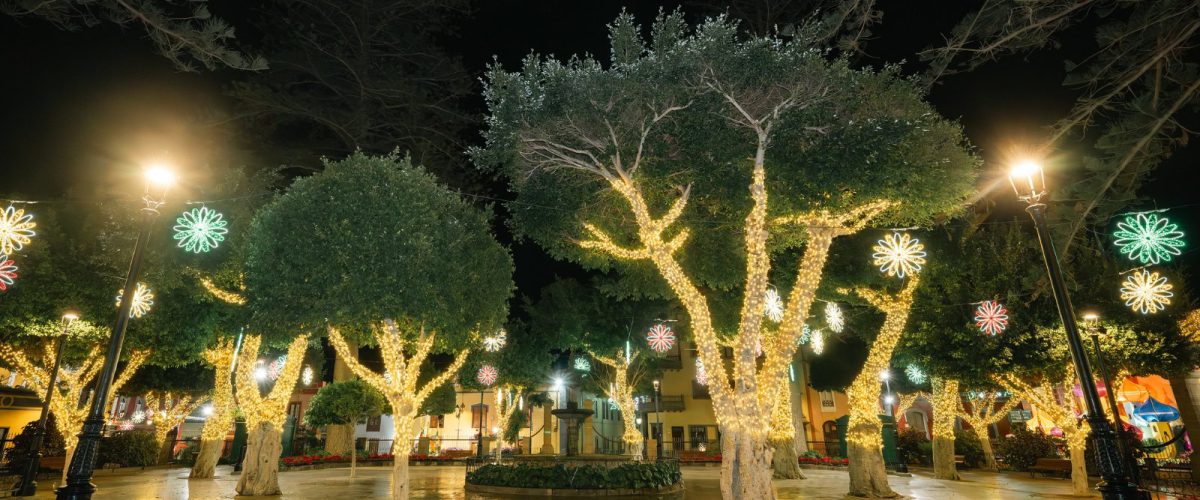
<box><xmin>652</xmin><ymin>379</ymin><xmax>662</xmax><ymax>459</ymax></box>
<box><xmin>1009</xmin><ymin>161</ymin><xmax>1145</xmax><ymax>499</ymax></box>
<box><xmin>58</xmin><ymin>166</ymin><xmax>174</xmax><ymax>500</ymax></box>
<box><xmin>1083</xmin><ymin>312</ymin><xmax>1139</xmax><ymax>483</ymax></box>
<box><xmin>12</xmin><ymin>312</ymin><xmax>78</xmax><ymax>496</ymax></box>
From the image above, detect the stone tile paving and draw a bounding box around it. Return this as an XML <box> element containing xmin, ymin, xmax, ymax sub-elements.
<box><xmin>20</xmin><ymin>464</ymin><xmax>1102</xmax><ymax>499</ymax></box>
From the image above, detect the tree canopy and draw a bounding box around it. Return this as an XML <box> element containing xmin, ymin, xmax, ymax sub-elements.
<box><xmin>305</xmin><ymin>379</ymin><xmax>387</xmax><ymax>428</ymax></box>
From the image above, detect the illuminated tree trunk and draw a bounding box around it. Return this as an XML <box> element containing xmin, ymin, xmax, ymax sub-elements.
<box><xmin>191</xmin><ymin>439</ymin><xmax>223</xmax><ymax>479</ymax></box>
<box><xmin>958</xmin><ymin>390</ymin><xmax>1018</xmax><ymax>472</ymax></box>
<box><xmin>979</xmin><ymin>435</ymin><xmax>997</xmax><ymax>471</ymax></box>
<box><xmin>237</xmin><ymin>421</ymin><xmax>283</xmax><ymax>496</ymax></box>
<box><xmin>594</xmin><ymin>350</ymin><xmax>644</xmax><ymax>461</ymax></box>
<box><xmin>192</xmin><ymin>339</ymin><xmax>237</xmax><ymax>479</ymax></box>
<box><xmin>391</xmin><ymin>415</ymin><xmax>414</xmax><ymax>500</ymax></box>
<box><xmin>1068</xmin><ymin>438</ymin><xmax>1088</xmax><ymax>496</ymax></box>
<box><xmin>60</xmin><ymin>445</ymin><xmax>74</xmax><ymax>487</ymax></box>
<box><xmin>995</xmin><ymin>374</ymin><xmax>1089</xmax><ymax>495</ymax></box>
<box><xmin>769</xmin><ymin>382</ymin><xmax>804</xmax><ymax>479</ymax></box>
<box><xmin>931</xmin><ymin>378</ymin><xmax>960</xmax><ymax>480</ymax></box>
<box><xmin>719</xmin><ymin>429</ymin><xmax>775</xmax><ymax>499</ymax></box>
<box><xmin>325</xmin><ymin>340</ymin><xmax>358</xmax><ymax>455</ymax></box>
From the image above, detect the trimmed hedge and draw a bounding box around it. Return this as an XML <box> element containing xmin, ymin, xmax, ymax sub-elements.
<box><xmin>97</xmin><ymin>431</ymin><xmax>158</xmax><ymax>467</ymax></box>
<box><xmin>466</xmin><ymin>462</ymin><xmax>681</xmax><ymax>490</ymax></box>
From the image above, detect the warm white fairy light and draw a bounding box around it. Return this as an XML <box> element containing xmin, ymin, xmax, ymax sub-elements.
<box><xmin>482</xmin><ymin>328</ymin><xmax>507</xmax><ymax>352</ymax></box>
<box><xmin>0</xmin><ymin>205</ymin><xmax>36</xmax><ymax>255</ymax></box>
<box><xmin>131</xmin><ymin>410</ymin><xmax>146</xmax><ymax>424</ymax></box>
<box><xmin>872</xmin><ymin>232</ymin><xmax>926</xmax><ymax>279</ymax></box>
<box><xmin>1120</xmin><ymin>269</ymin><xmax>1173</xmax><ymax>314</ymax></box>
<box><xmin>825</xmin><ymin>302</ymin><xmax>844</xmax><ymax>333</ymax></box>
<box><xmin>763</xmin><ymin>288</ymin><xmax>784</xmax><ymax>323</ymax></box>
<box><xmin>115</xmin><ymin>282</ymin><xmax>155</xmax><ymax>318</ymax></box>
<box><xmin>301</xmin><ymin>366</ymin><xmax>314</xmax><ymax>386</ymax></box>
<box><xmin>695</xmin><ymin>357</ymin><xmax>708</xmax><ymax>386</ymax></box>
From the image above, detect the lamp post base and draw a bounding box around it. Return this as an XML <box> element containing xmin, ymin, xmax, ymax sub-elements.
<box><xmin>1097</xmin><ymin>480</ymin><xmax>1149</xmax><ymax>500</ymax></box>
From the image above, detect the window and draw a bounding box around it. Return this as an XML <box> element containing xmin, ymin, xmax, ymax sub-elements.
<box><xmin>671</xmin><ymin>426</ymin><xmax>684</xmax><ymax>452</ymax></box>
<box><xmin>819</xmin><ymin>391</ymin><xmax>836</xmax><ymax>412</ymax></box>
<box><xmin>688</xmin><ymin>426</ymin><xmax>708</xmax><ymax>450</ymax></box>
<box><xmin>287</xmin><ymin>402</ymin><xmax>302</xmax><ymax>422</ymax></box>
<box><xmin>692</xmin><ymin>380</ymin><xmax>710</xmax><ymax>399</ymax></box>
<box><xmin>366</xmin><ymin>415</ymin><xmax>382</xmax><ymax>432</ymax></box>
<box><xmin>904</xmin><ymin>410</ymin><xmax>928</xmax><ymax>438</ymax></box>
<box><xmin>471</xmin><ymin>404</ymin><xmax>488</xmax><ymax>429</ymax></box>
<box><xmin>429</xmin><ymin>414</ymin><xmax>444</xmax><ymax>428</ymax></box>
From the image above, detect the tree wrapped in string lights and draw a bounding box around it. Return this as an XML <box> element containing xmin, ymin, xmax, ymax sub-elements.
<box><xmin>476</xmin><ymin>13</ymin><xmax>977</xmax><ymax>498</ymax></box>
<box><xmin>232</xmin><ymin>334</ymin><xmax>308</xmax><ymax>496</ymax></box>
<box><xmin>144</xmin><ymin>391</ymin><xmax>206</xmax><ymax>460</ymax></box>
<box><xmin>190</xmin><ymin>338</ymin><xmax>236</xmax><ymax>479</ymax></box>
<box><xmin>593</xmin><ymin>349</ymin><xmax>649</xmax><ymax>460</ymax></box>
<box><xmin>929</xmin><ymin>377</ymin><xmax>961</xmax><ymax>480</ymax></box>
<box><xmin>996</xmin><ymin>373</ymin><xmax>1090</xmax><ymax>496</ymax></box>
<box><xmin>957</xmin><ymin>390</ymin><xmax>1020</xmax><ymax>471</ymax></box>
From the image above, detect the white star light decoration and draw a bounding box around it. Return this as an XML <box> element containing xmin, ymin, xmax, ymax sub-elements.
<box><xmin>0</xmin><ymin>255</ymin><xmax>17</xmax><ymax>292</ymax></box>
<box><xmin>573</xmin><ymin>356</ymin><xmax>591</xmax><ymax>372</ymax></box>
<box><xmin>301</xmin><ymin>366</ymin><xmax>314</xmax><ymax>386</ymax></box>
<box><xmin>974</xmin><ymin>300</ymin><xmax>1009</xmax><ymax>336</ymax></box>
<box><xmin>1121</xmin><ymin>270</ymin><xmax>1174</xmax><ymax>314</ymax></box>
<box><xmin>872</xmin><ymin>232</ymin><xmax>926</xmax><ymax>279</ymax></box>
<box><xmin>646</xmin><ymin>324</ymin><xmax>676</xmax><ymax>353</ymax></box>
<box><xmin>796</xmin><ymin>324</ymin><xmax>811</xmax><ymax>346</ymax></box>
<box><xmin>763</xmin><ymin>289</ymin><xmax>785</xmax><ymax>323</ymax></box>
<box><xmin>0</xmin><ymin>205</ymin><xmax>36</xmax><ymax>255</ymax></box>
<box><xmin>482</xmin><ymin>329</ymin><xmax>507</xmax><ymax>352</ymax></box>
<box><xmin>173</xmin><ymin>206</ymin><xmax>229</xmax><ymax>253</ymax></box>
<box><xmin>905</xmin><ymin>364</ymin><xmax>927</xmax><ymax>385</ymax></box>
<box><xmin>810</xmin><ymin>329</ymin><xmax>825</xmax><ymax>355</ymax></box>
<box><xmin>116</xmin><ymin>282</ymin><xmax>155</xmax><ymax>318</ymax></box>
<box><xmin>825</xmin><ymin>302</ymin><xmax>844</xmax><ymax>333</ymax></box>
<box><xmin>131</xmin><ymin>410</ymin><xmax>146</xmax><ymax>424</ymax></box>
<box><xmin>476</xmin><ymin>364</ymin><xmax>498</xmax><ymax>386</ymax></box>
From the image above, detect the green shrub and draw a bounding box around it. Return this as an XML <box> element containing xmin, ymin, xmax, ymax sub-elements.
<box><xmin>7</xmin><ymin>414</ymin><xmax>67</xmax><ymax>473</ymax></box>
<box><xmin>800</xmin><ymin>450</ymin><xmax>823</xmax><ymax>459</ymax></box>
<box><xmin>953</xmin><ymin>428</ymin><xmax>984</xmax><ymax>467</ymax></box>
<box><xmin>995</xmin><ymin>426</ymin><xmax>1058</xmax><ymax>471</ymax></box>
<box><xmin>97</xmin><ymin>431</ymin><xmax>159</xmax><ymax>467</ymax></box>
<box><xmin>466</xmin><ymin>462</ymin><xmax>682</xmax><ymax>490</ymax></box>
<box><xmin>897</xmin><ymin>429</ymin><xmax>930</xmax><ymax>465</ymax></box>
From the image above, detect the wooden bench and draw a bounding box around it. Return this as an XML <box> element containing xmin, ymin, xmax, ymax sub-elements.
<box><xmin>1028</xmin><ymin>458</ymin><xmax>1071</xmax><ymax>478</ymax></box>
<box><xmin>954</xmin><ymin>455</ymin><xmax>966</xmax><ymax>468</ymax></box>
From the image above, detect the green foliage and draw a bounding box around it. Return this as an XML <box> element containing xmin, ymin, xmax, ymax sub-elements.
<box><xmin>417</xmin><ymin>372</ymin><xmax>457</xmax><ymax>417</ymax></box>
<box><xmin>995</xmin><ymin>425</ymin><xmax>1058</xmax><ymax>471</ymax></box>
<box><xmin>121</xmin><ymin>363</ymin><xmax>214</xmax><ymax>396</ymax></box>
<box><xmin>304</xmin><ymin>379</ymin><xmax>387</xmax><ymax>428</ymax></box>
<box><xmin>466</xmin><ymin>461</ymin><xmax>682</xmax><ymax>490</ymax></box>
<box><xmin>896</xmin><ymin>428</ymin><xmax>930</xmax><ymax>465</ymax></box>
<box><xmin>244</xmin><ymin>152</ymin><xmax>513</xmax><ymax>346</ymax></box>
<box><xmin>96</xmin><ymin>431</ymin><xmax>159</xmax><ymax>467</ymax></box>
<box><xmin>953</xmin><ymin>428</ymin><xmax>984</xmax><ymax>468</ymax></box>
<box><xmin>7</xmin><ymin>414</ymin><xmax>66</xmax><ymax>473</ymax></box>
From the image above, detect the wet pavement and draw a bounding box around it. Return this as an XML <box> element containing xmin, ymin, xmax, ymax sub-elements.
<box><xmin>20</xmin><ymin>464</ymin><xmax>1099</xmax><ymax>499</ymax></box>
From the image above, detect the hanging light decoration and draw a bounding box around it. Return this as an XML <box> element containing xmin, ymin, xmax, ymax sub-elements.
<box><xmin>1113</xmin><ymin>213</ymin><xmax>1185</xmax><ymax>265</ymax></box>
<box><xmin>646</xmin><ymin>324</ymin><xmax>675</xmax><ymax>353</ymax></box>
<box><xmin>763</xmin><ymin>288</ymin><xmax>784</xmax><ymax>323</ymax></box>
<box><xmin>115</xmin><ymin>282</ymin><xmax>155</xmax><ymax>318</ymax></box>
<box><xmin>974</xmin><ymin>300</ymin><xmax>1009</xmax><ymax>335</ymax></box>
<box><xmin>810</xmin><ymin>329</ymin><xmax>825</xmax><ymax>355</ymax></box>
<box><xmin>695</xmin><ymin>358</ymin><xmax>708</xmax><ymax>386</ymax></box>
<box><xmin>482</xmin><ymin>329</ymin><xmax>507</xmax><ymax>352</ymax></box>
<box><xmin>301</xmin><ymin>366</ymin><xmax>314</xmax><ymax>386</ymax></box>
<box><xmin>476</xmin><ymin>364</ymin><xmax>498</xmax><ymax>386</ymax></box>
<box><xmin>796</xmin><ymin>324</ymin><xmax>812</xmax><ymax>346</ymax></box>
<box><xmin>173</xmin><ymin>206</ymin><xmax>229</xmax><ymax>253</ymax></box>
<box><xmin>1121</xmin><ymin>269</ymin><xmax>1174</xmax><ymax>314</ymax></box>
<box><xmin>573</xmin><ymin>356</ymin><xmax>591</xmax><ymax>372</ymax></box>
<box><xmin>905</xmin><ymin>364</ymin><xmax>927</xmax><ymax>385</ymax></box>
<box><xmin>0</xmin><ymin>255</ymin><xmax>17</xmax><ymax>292</ymax></box>
<box><xmin>0</xmin><ymin>205</ymin><xmax>36</xmax><ymax>255</ymax></box>
<box><xmin>825</xmin><ymin>302</ymin><xmax>844</xmax><ymax>333</ymax></box>
<box><xmin>871</xmin><ymin>232</ymin><xmax>926</xmax><ymax>279</ymax></box>
<box><xmin>267</xmin><ymin>354</ymin><xmax>288</xmax><ymax>380</ymax></box>
<box><xmin>130</xmin><ymin>410</ymin><xmax>146</xmax><ymax>424</ymax></box>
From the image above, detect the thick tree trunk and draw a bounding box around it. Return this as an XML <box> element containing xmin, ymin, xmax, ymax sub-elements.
<box><xmin>60</xmin><ymin>444</ymin><xmax>74</xmax><ymax>487</ymax></box>
<box><xmin>1069</xmin><ymin>442</ymin><xmax>1089</xmax><ymax>496</ymax></box>
<box><xmin>931</xmin><ymin>377</ymin><xmax>960</xmax><ymax>480</ymax></box>
<box><xmin>846</xmin><ymin>417</ymin><xmax>897</xmax><ymax>498</ymax></box>
<box><xmin>190</xmin><ymin>437</ymin><xmax>224</xmax><ymax>478</ymax></box>
<box><xmin>718</xmin><ymin>430</ymin><xmax>776</xmax><ymax>499</ymax></box>
<box><xmin>979</xmin><ymin>432</ymin><xmax>998</xmax><ymax>471</ymax></box>
<box><xmin>236</xmin><ymin>422</ymin><xmax>283</xmax><ymax>496</ymax></box>
<box><xmin>771</xmin><ymin>437</ymin><xmax>804</xmax><ymax>479</ymax></box>
<box><xmin>325</xmin><ymin>340</ymin><xmax>358</xmax><ymax>454</ymax></box>
<box><xmin>390</xmin><ymin>416</ymin><xmax>414</xmax><ymax>500</ymax></box>
<box><xmin>769</xmin><ymin>380</ymin><xmax>805</xmax><ymax>479</ymax></box>
<box><xmin>157</xmin><ymin>433</ymin><xmax>174</xmax><ymax>465</ymax></box>
<box><xmin>932</xmin><ymin>434</ymin><xmax>959</xmax><ymax>480</ymax></box>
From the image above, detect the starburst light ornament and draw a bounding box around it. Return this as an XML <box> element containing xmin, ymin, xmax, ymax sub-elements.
<box><xmin>905</xmin><ymin>364</ymin><xmax>927</xmax><ymax>385</ymax></box>
<box><xmin>1113</xmin><ymin>213</ymin><xmax>1185</xmax><ymax>265</ymax></box>
<box><xmin>810</xmin><ymin>329</ymin><xmax>825</xmax><ymax>355</ymax></box>
<box><xmin>301</xmin><ymin>366</ymin><xmax>314</xmax><ymax>386</ymax></box>
<box><xmin>1121</xmin><ymin>270</ymin><xmax>1174</xmax><ymax>314</ymax></box>
<box><xmin>797</xmin><ymin>324</ymin><xmax>812</xmax><ymax>346</ymax></box>
<box><xmin>573</xmin><ymin>356</ymin><xmax>591</xmax><ymax>372</ymax></box>
<box><xmin>482</xmin><ymin>329</ymin><xmax>507</xmax><ymax>352</ymax></box>
<box><xmin>0</xmin><ymin>255</ymin><xmax>17</xmax><ymax>291</ymax></box>
<box><xmin>131</xmin><ymin>410</ymin><xmax>146</xmax><ymax>424</ymax></box>
<box><xmin>695</xmin><ymin>358</ymin><xmax>708</xmax><ymax>386</ymax></box>
<box><xmin>763</xmin><ymin>288</ymin><xmax>785</xmax><ymax>323</ymax></box>
<box><xmin>825</xmin><ymin>302</ymin><xmax>844</xmax><ymax>333</ymax></box>
<box><xmin>116</xmin><ymin>282</ymin><xmax>155</xmax><ymax>318</ymax></box>
<box><xmin>974</xmin><ymin>300</ymin><xmax>1009</xmax><ymax>336</ymax></box>
<box><xmin>872</xmin><ymin>232</ymin><xmax>926</xmax><ymax>279</ymax></box>
<box><xmin>268</xmin><ymin>354</ymin><xmax>288</xmax><ymax>380</ymax></box>
<box><xmin>646</xmin><ymin>324</ymin><xmax>675</xmax><ymax>353</ymax></box>
<box><xmin>0</xmin><ymin>206</ymin><xmax>35</xmax><ymax>255</ymax></box>
<box><xmin>476</xmin><ymin>364</ymin><xmax>498</xmax><ymax>386</ymax></box>
<box><xmin>173</xmin><ymin>206</ymin><xmax>229</xmax><ymax>253</ymax></box>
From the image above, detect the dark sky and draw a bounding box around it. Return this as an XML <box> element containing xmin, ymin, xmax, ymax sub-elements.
<box><xmin>1</xmin><ymin>0</ymin><xmax>1196</xmax><ymax>294</ymax></box>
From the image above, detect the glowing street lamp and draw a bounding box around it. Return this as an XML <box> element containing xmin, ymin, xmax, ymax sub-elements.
<box><xmin>13</xmin><ymin>312</ymin><xmax>77</xmax><ymax>496</ymax></box>
<box><xmin>1009</xmin><ymin>160</ymin><xmax>1143</xmax><ymax>499</ymax></box>
<box><xmin>59</xmin><ymin>166</ymin><xmax>174</xmax><ymax>500</ymax></box>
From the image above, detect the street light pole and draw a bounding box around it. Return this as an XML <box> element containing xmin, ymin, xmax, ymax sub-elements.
<box><xmin>652</xmin><ymin>379</ymin><xmax>662</xmax><ymax>459</ymax></box>
<box><xmin>1009</xmin><ymin>161</ymin><xmax>1145</xmax><ymax>500</ymax></box>
<box><xmin>58</xmin><ymin>166</ymin><xmax>173</xmax><ymax>500</ymax></box>
<box><xmin>13</xmin><ymin>313</ymin><xmax>78</xmax><ymax>496</ymax></box>
<box><xmin>1084</xmin><ymin>315</ymin><xmax>1139</xmax><ymax>483</ymax></box>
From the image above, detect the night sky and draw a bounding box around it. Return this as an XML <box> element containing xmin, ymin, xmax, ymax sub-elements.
<box><xmin>1</xmin><ymin>0</ymin><xmax>1196</xmax><ymax>301</ymax></box>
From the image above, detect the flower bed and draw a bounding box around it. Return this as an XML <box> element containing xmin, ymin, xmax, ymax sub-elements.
<box><xmin>799</xmin><ymin>456</ymin><xmax>849</xmax><ymax>466</ymax></box>
<box><xmin>467</xmin><ymin>461</ymin><xmax>681</xmax><ymax>490</ymax></box>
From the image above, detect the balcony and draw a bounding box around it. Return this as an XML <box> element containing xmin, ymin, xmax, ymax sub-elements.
<box><xmin>638</xmin><ymin>395</ymin><xmax>685</xmax><ymax>413</ymax></box>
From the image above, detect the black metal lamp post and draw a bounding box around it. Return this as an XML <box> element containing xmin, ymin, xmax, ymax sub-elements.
<box><xmin>1083</xmin><ymin>313</ymin><xmax>1140</xmax><ymax>483</ymax></box>
<box><xmin>1009</xmin><ymin>161</ymin><xmax>1145</xmax><ymax>499</ymax></box>
<box><xmin>880</xmin><ymin>370</ymin><xmax>908</xmax><ymax>473</ymax></box>
<box><xmin>58</xmin><ymin>166</ymin><xmax>174</xmax><ymax>500</ymax></box>
<box><xmin>652</xmin><ymin>379</ymin><xmax>662</xmax><ymax>459</ymax></box>
<box><xmin>476</xmin><ymin>389</ymin><xmax>485</xmax><ymax>458</ymax></box>
<box><xmin>12</xmin><ymin>312</ymin><xmax>78</xmax><ymax>496</ymax></box>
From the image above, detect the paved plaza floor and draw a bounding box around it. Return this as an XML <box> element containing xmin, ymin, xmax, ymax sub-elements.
<box><xmin>21</xmin><ymin>465</ymin><xmax>1102</xmax><ymax>499</ymax></box>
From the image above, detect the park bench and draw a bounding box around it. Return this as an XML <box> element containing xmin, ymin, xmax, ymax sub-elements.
<box><xmin>954</xmin><ymin>455</ymin><xmax>966</xmax><ymax>468</ymax></box>
<box><xmin>1028</xmin><ymin>458</ymin><xmax>1071</xmax><ymax>478</ymax></box>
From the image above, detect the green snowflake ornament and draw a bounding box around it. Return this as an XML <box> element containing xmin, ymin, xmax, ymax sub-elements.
<box><xmin>173</xmin><ymin>207</ymin><xmax>228</xmax><ymax>253</ymax></box>
<box><xmin>1113</xmin><ymin>213</ymin><xmax>1185</xmax><ymax>265</ymax></box>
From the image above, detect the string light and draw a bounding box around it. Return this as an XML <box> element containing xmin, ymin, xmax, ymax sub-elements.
<box><xmin>825</xmin><ymin>302</ymin><xmax>844</xmax><ymax>333</ymax></box>
<box><xmin>996</xmin><ymin>373</ymin><xmax>1089</xmax><ymax>480</ymax></box>
<box><xmin>872</xmin><ymin>232</ymin><xmax>926</xmax><ymax>279</ymax></box>
<box><xmin>0</xmin><ymin>255</ymin><xmax>17</xmax><ymax>291</ymax></box>
<box><xmin>173</xmin><ymin>206</ymin><xmax>229</xmax><ymax>253</ymax></box>
<box><xmin>0</xmin><ymin>205</ymin><xmax>35</xmax><ymax>255</ymax></box>
<box><xmin>974</xmin><ymin>300</ymin><xmax>1009</xmax><ymax>335</ymax></box>
<box><xmin>1120</xmin><ymin>269</ymin><xmax>1173</xmax><ymax>314</ymax></box>
<box><xmin>593</xmin><ymin>349</ymin><xmax>643</xmax><ymax>459</ymax></box>
<box><xmin>200</xmin><ymin>277</ymin><xmax>247</xmax><ymax>305</ymax></box>
<box><xmin>695</xmin><ymin>357</ymin><xmax>708</xmax><ymax>386</ymax></box>
<box><xmin>810</xmin><ymin>329</ymin><xmax>824</xmax><ymax>355</ymax></box>
<box><xmin>1113</xmin><ymin>213</ymin><xmax>1185</xmax><ymax>265</ymax></box>
<box><xmin>905</xmin><ymin>364</ymin><xmax>927</xmax><ymax>385</ymax></box>
<box><xmin>234</xmin><ymin>335</ymin><xmax>309</xmax><ymax>431</ymax></box>
<box><xmin>646</xmin><ymin>323</ymin><xmax>675</xmax><ymax>353</ymax></box>
<box><xmin>482</xmin><ymin>328</ymin><xmax>507</xmax><ymax>352</ymax></box>
<box><xmin>116</xmin><ymin>282</ymin><xmax>154</xmax><ymax>318</ymax></box>
<box><xmin>930</xmin><ymin>378</ymin><xmax>960</xmax><ymax>467</ymax></box>
<box><xmin>959</xmin><ymin>390</ymin><xmax>1020</xmax><ymax>469</ymax></box>
<box><xmin>763</xmin><ymin>289</ymin><xmax>784</xmax><ymax>323</ymax></box>
<box><xmin>145</xmin><ymin>392</ymin><xmax>205</xmax><ymax>448</ymax></box>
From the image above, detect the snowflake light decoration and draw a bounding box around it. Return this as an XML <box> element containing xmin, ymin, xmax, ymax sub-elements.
<box><xmin>1121</xmin><ymin>270</ymin><xmax>1174</xmax><ymax>314</ymax></box>
<box><xmin>905</xmin><ymin>364</ymin><xmax>927</xmax><ymax>385</ymax></box>
<box><xmin>1113</xmin><ymin>213</ymin><xmax>1185</xmax><ymax>265</ymax></box>
<box><xmin>131</xmin><ymin>410</ymin><xmax>146</xmax><ymax>424</ymax></box>
<box><xmin>695</xmin><ymin>358</ymin><xmax>708</xmax><ymax>386</ymax></box>
<box><xmin>796</xmin><ymin>324</ymin><xmax>811</xmax><ymax>346</ymax></box>
<box><xmin>482</xmin><ymin>329</ymin><xmax>507</xmax><ymax>352</ymax></box>
<box><xmin>872</xmin><ymin>232</ymin><xmax>926</xmax><ymax>279</ymax></box>
<box><xmin>646</xmin><ymin>324</ymin><xmax>675</xmax><ymax>353</ymax></box>
<box><xmin>573</xmin><ymin>356</ymin><xmax>591</xmax><ymax>372</ymax></box>
<box><xmin>301</xmin><ymin>366</ymin><xmax>314</xmax><ymax>386</ymax></box>
<box><xmin>974</xmin><ymin>300</ymin><xmax>1010</xmax><ymax>336</ymax></box>
<box><xmin>763</xmin><ymin>288</ymin><xmax>784</xmax><ymax>323</ymax></box>
<box><xmin>0</xmin><ymin>255</ymin><xmax>17</xmax><ymax>291</ymax></box>
<box><xmin>825</xmin><ymin>302</ymin><xmax>844</xmax><ymax>333</ymax></box>
<box><xmin>0</xmin><ymin>206</ymin><xmax>35</xmax><ymax>255</ymax></box>
<box><xmin>476</xmin><ymin>364</ymin><xmax>498</xmax><ymax>386</ymax></box>
<box><xmin>173</xmin><ymin>206</ymin><xmax>229</xmax><ymax>253</ymax></box>
<box><xmin>810</xmin><ymin>329</ymin><xmax>825</xmax><ymax>355</ymax></box>
<box><xmin>115</xmin><ymin>282</ymin><xmax>154</xmax><ymax>318</ymax></box>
